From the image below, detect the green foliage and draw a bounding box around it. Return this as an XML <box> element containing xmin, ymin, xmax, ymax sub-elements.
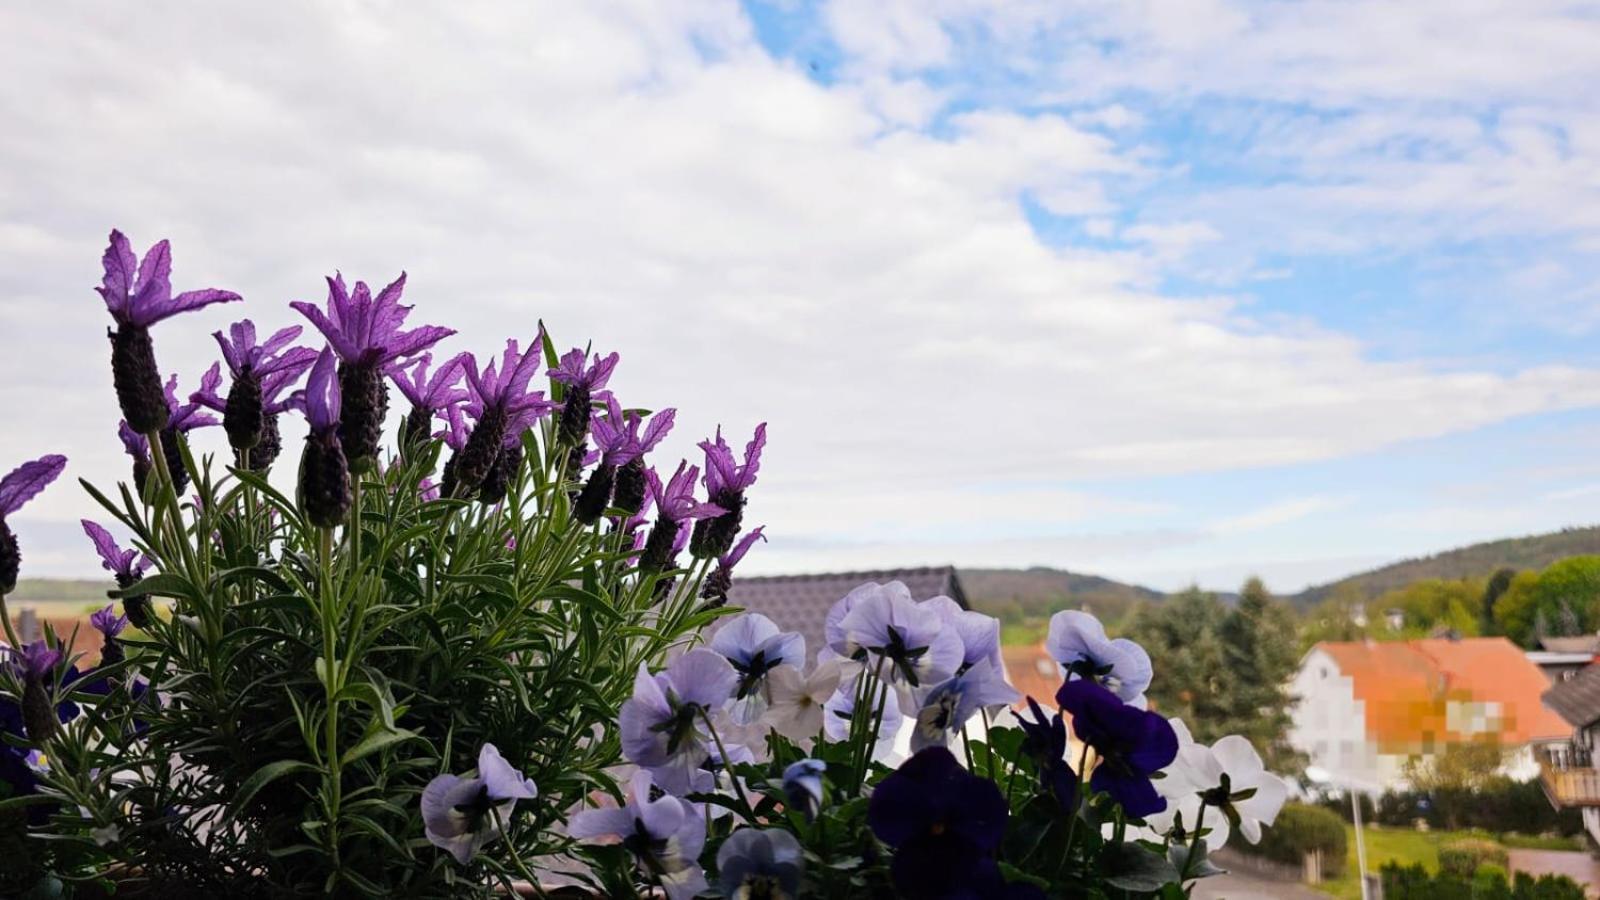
<box><xmin>1382</xmin><ymin>860</ymin><xmax>1586</xmax><ymax>900</ymax></box>
<box><xmin>1530</xmin><ymin>556</ymin><xmax>1600</xmax><ymax>639</ymax></box>
<box><xmin>1436</xmin><ymin>837</ymin><xmax>1507</xmax><ymax>877</ymax></box>
<box><xmin>1238</xmin><ymin>802</ymin><xmax>1347</xmax><ymax>877</ymax></box>
<box><xmin>1493</xmin><ymin>571</ymin><xmax>1542</xmax><ymax>647</ymax></box>
<box><xmin>1328</xmin><ymin>778</ymin><xmax>1583</xmax><ymax>837</ymax></box>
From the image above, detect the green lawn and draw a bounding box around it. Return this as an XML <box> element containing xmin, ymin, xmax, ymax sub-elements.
<box><xmin>1317</xmin><ymin>825</ymin><xmax>1442</xmax><ymax>899</ymax></box>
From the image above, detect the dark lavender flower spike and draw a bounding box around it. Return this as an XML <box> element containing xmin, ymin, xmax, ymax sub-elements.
<box><xmin>638</xmin><ymin>462</ymin><xmax>725</xmax><ymax>573</ymax></box>
<box><xmin>90</xmin><ymin>604</ymin><xmax>129</xmax><ymax>666</ymax></box>
<box><xmin>291</xmin><ymin>272</ymin><xmax>454</xmax><ymax>471</ymax></box>
<box><xmin>117</xmin><ymin>422</ymin><xmax>153</xmax><ymax>491</ymax></box>
<box><xmin>549</xmin><ymin>347</ymin><xmax>619</xmax><ymax>450</ymax></box>
<box><xmin>191</xmin><ymin>360</ymin><xmax>306</xmax><ymax>472</ymax></box>
<box><xmin>390</xmin><ymin>351</ymin><xmax>470</xmax><ymax>451</ymax></box>
<box><xmin>0</xmin><ymin>455</ymin><xmax>67</xmax><ymax>596</ymax></box>
<box><xmin>82</xmin><ymin>519</ymin><xmax>153</xmax><ymax>627</ymax></box>
<box><xmin>611</xmin><ymin>404</ymin><xmax>676</xmax><ymax>517</ymax></box>
<box><xmin>690</xmin><ymin>423</ymin><xmax>767</xmax><ymax>560</ymax></box>
<box><xmin>449</xmin><ymin>339</ymin><xmax>549</xmax><ymax>501</ymax></box>
<box><xmin>155</xmin><ymin>373</ymin><xmax>218</xmax><ymax>496</ymax></box>
<box><xmin>98</xmin><ymin>230</ymin><xmax>241</xmax><ymax>434</ymax></box>
<box><xmin>297</xmin><ymin>348</ymin><xmax>351</xmax><ymax>529</ymax></box>
<box><xmin>12</xmin><ymin>640</ymin><xmax>63</xmax><ymax>742</ymax></box>
<box><xmin>205</xmin><ymin>320</ymin><xmax>318</xmax><ymax>453</ymax></box>
<box><xmin>700</xmin><ymin>525</ymin><xmax>765</xmax><ymax>606</ymax></box>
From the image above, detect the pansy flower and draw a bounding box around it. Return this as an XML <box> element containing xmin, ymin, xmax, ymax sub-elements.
<box><xmin>910</xmin><ymin>658</ymin><xmax>1020</xmax><ymax>753</ymax></box>
<box><xmin>838</xmin><ymin>581</ymin><xmax>964</xmax><ymax>690</ymax></box>
<box><xmin>297</xmin><ymin>348</ymin><xmax>351</xmax><ymax>528</ymax></box>
<box><xmin>291</xmin><ymin>272</ymin><xmax>453</xmax><ymax>469</ymax></box>
<box><xmin>1046</xmin><ymin>609</ymin><xmax>1153</xmax><ymax>706</ymax></box>
<box><xmin>689</xmin><ymin>423</ymin><xmax>766</xmax><ymax>560</ymax></box>
<box><xmin>1152</xmin><ymin>719</ymin><xmax>1287</xmax><ymax>848</ymax></box>
<box><xmin>822</xmin><ymin>674</ymin><xmax>903</xmax><ymax>759</ymax></box>
<box><xmin>764</xmin><ymin>658</ymin><xmax>842</xmax><ymax>742</ymax></box>
<box><xmin>921</xmin><ymin>596</ymin><xmax>1003</xmax><ymax>675</ymax></box>
<box><xmin>716</xmin><ymin>828</ymin><xmax>804</xmax><ymax>900</ymax></box>
<box><xmin>1056</xmin><ymin>678</ymin><xmax>1178</xmax><ymax>818</ymax></box>
<box><xmin>0</xmin><ymin>455</ymin><xmax>67</xmax><ymax>595</ymax></box>
<box><xmin>781</xmin><ymin>759</ymin><xmax>826</xmax><ymax>822</ymax></box>
<box><xmin>618</xmin><ymin>649</ymin><xmax>738</xmax><ymax>795</ymax></box>
<box><xmin>638</xmin><ymin>462</ymin><xmax>725</xmax><ymax>573</ymax></box>
<box><xmin>569</xmin><ymin>769</ymin><xmax>708</xmax><ymax>900</ymax></box>
<box><xmin>867</xmin><ymin>747</ymin><xmax>1010</xmax><ymax>898</ymax></box>
<box><xmin>1017</xmin><ymin>697</ymin><xmax>1077</xmax><ymax>811</ymax></box>
<box><xmin>700</xmin><ymin>526</ymin><xmax>765</xmax><ymax>607</ymax></box>
<box><xmin>420</xmin><ymin>743</ymin><xmax>538</xmax><ymax>865</ymax></box>
<box><xmin>549</xmin><ymin>347</ymin><xmax>619</xmax><ymax>449</ymax></box>
<box><xmin>709</xmin><ymin>612</ymin><xmax>805</xmax><ymax>726</ymax></box>
<box><xmin>98</xmin><ymin>230</ymin><xmax>241</xmax><ymax>433</ymax></box>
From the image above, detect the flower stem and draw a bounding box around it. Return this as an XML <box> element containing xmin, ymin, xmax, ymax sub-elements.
<box><xmin>700</xmin><ymin>708</ymin><xmax>755</xmax><ymax>817</ymax></box>
<box><xmin>317</xmin><ymin>525</ymin><xmax>343</xmax><ymax>868</ymax></box>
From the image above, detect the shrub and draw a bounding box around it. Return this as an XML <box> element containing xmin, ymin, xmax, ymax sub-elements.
<box><xmin>1438</xmin><ymin>837</ymin><xmax>1508</xmax><ymax>877</ymax></box>
<box><xmin>1240</xmin><ymin>802</ymin><xmax>1348</xmax><ymax>877</ymax></box>
<box><xmin>1324</xmin><ymin>778</ymin><xmax>1584</xmax><ymax>837</ymax></box>
<box><xmin>1383</xmin><ymin>862</ymin><xmax>1586</xmax><ymax>900</ymax></box>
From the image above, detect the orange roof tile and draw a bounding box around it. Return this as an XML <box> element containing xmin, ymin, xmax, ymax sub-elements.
<box><xmin>1315</xmin><ymin>637</ymin><xmax>1569</xmax><ymax>751</ymax></box>
<box><xmin>1003</xmin><ymin>643</ymin><xmax>1061</xmax><ymax>711</ymax></box>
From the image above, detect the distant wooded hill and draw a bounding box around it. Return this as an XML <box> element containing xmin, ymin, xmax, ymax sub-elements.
<box><xmin>6</xmin><ymin>579</ymin><xmax>113</xmax><ymax>605</ymax></box>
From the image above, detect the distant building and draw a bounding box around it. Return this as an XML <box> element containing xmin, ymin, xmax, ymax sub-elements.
<box><xmin>1537</xmin><ymin>665</ymin><xmax>1600</xmax><ymax>845</ymax></box>
<box><xmin>1530</xmin><ymin>635</ymin><xmax>1600</xmax><ymax>684</ymax></box>
<box><xmin>1002</xmin><ymin>643</ymin><xmax>1062</xmax><ymax>710</ymax></box>
<box><xmin>1289</xmin><ymin>638</ymin><xmax>1569</xmax><ymax>793</ymax></box>
<box><xmin>722</xmin><ymin>565</ymin><xmax>969</xmax><ymax>667</ymax></box>
<box><xmin>1383</xmin><ymin>608</ymin><xmax>1405</xmax><ymax>631</ymax></box>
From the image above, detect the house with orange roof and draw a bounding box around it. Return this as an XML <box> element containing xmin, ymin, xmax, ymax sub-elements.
<box><xmin>1288</xmin><ymin>637</ymin><xmax>1570</xmax><ymax>793</ymax></box>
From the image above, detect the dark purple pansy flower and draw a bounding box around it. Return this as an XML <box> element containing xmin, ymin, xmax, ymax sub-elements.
<box><xmin>868</xmin><ymin>747</ymin><xmax>1010</xmax><ymax>898</ymax></box>
<box><xmin>1</xmin><ymin>455</ymin><xmax>67</xmax><ymax>596</ymax></box>
<box><xmin>1017</xmin><ymin>697</ymin><xmax>1078</xmax><ymax>811</ymax></box>
<box><xmin>448</xmin><ymin>340</ymin><xmax>548</xmax><ymax>501</ymax></box>
<box><xmin>291</xmin><ymin>272</ymin><xmax>454</xmax><ymax>470</ymax></box>
<box><xmin>390</xmin><ymin>351</ymin><xmax>471</xmax><ymax>450</ymax></box>
<box><xmin>98</xmin><ymin>230</ymin><xmax>242</xmax><ymax>434</ymax></box>
<box><xmin>700</xmin><ymin>525</ymin><xmax>765</xmax><ymax>606</ymax></box>
<box><xmin>297</xmin><ymin>348</ymin><xmax>351</xmax><ymax>529</ymax></box>
<box><xmin>420</xmin><ymin>743</ymin><xmax>538</xmax><ymax>865</ymax></box>
<box><xmin>689</xmin><ymin>423</ymin><xmax>767</xmax><ymax>560</ymax></box>
<box><xmin>637</xmin><ymin>462</ymin><xmax>726</xmax><ymax>574</ymax></box>
<box><xmin>549</xmin><ymin>347</ymin><xmax>619</xmax><ymax>449</ymax></box>
<box><xmin>1056</xmin><ymin>678</ymin><xmax>1178</xmax><ymax>818</ymax></box>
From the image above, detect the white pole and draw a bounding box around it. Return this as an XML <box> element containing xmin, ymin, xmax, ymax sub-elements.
<box><xmin>1352</xmin><ymin>790</ymin><xmax>1370</xmax><ymax>900</ymax></box>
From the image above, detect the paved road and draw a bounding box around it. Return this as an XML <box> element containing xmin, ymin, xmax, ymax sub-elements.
<box><xmin>1188</xmin><ymin>871</ymin><xmax>1330</xmax><ymax>900</ymax></box>
<box><xmin>1510</xmin><ymin>849</ymin><xmax>1600</xmax><ymax>898</ymax></box>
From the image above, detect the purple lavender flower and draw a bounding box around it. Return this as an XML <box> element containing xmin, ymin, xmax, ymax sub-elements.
<box><xmin>638</xmin><ymin>462</ymin><xmax>726</xmax><ymax>574</ymax></box>
<box><xmin>1046</xmin><ymin>609</ymin><xmax>1153</xmax><ymax>706</ymax></box>
<box><xmin>574</xmin><ymin>396</ymin><xmax>662</xmax><ymax>524</ymax></box>
<box><xmin>11</xmin><ymin>640</ymin><xmax>63</xmax><ymax>743</ymax></box>
<box><xmin>117</xmin><ymin>422</ymin><xmax>153</xmax><ymax>491</ymax></box>
<box><xmin>98</xmin><ymin>230</ymin><xmax>241</xmax><ymax>434</ymax></box>
<box><xmin>450</xmin><ymin>340</ymin><xmax>549</xmax><ymax>502</ymax></box>
<box><xmin>549</xmin><ymin>347</ymin><xmax>619</xmax><ymax>450</ymax></box>
<box><xmin>689</xmin><ymin>423</ymin><xmax>767</xmax><ymax>560</ymax></box>
<box><xmin>297</xmin><ymin>348</ymin><xmax>351</xmax><ymax>528</ymax></box>
<box><xmin>1056</xmin><ymin>678</ymin><xmax>1178</xmax><ymax>817</ymax></box>
<box><xmin>193</xmin><ymin>320</ymin><xmax>317</xmax><ymax>455</ymax></box>
<box><xmin>90</xmin><ymin>604</ymin><xmax>130</xmax><ymax>666</ymax></box>
<box><xmin>153</xmin><ymin>373</ymin><xmax>218</xmax><ymax>496</ymax></box>
<box><xmin>420</xmin><ymin>743</ymin><xmax>538</xmax><ymax>865</ymax></box>
<box><xmin>909</xmin><ymin>659</ymin><xmax>1020</xmax><ymax>753</ymax></box>
<box><xmin>716</xmin><ymin>828</ymin><xmax>804</xmax><ymax>900</ymax></box>
<box><xmin>617</xmin><ymin>649</ymin><xmax>737</xmax><ymax>795</ymax></box>
<box><xmin>709</xmin><ymin>611</ymin><xmax>804</xmax><ymax>725</ymax></box>
<box><xmin>389</xmin><ymin>351</ymin><xmax>470</xmax><ymax>451</ymax></box>
<box><xmin>81</xmin><ymin>519</ymin><xmax>149</xmax><ymax>590</ymax></box>
<box><xmin>0</xmin><ymin>455</ymin><xmax>67</xmax><ymax>596</ymax></box>
<box><xmin>568</xmin><ymin>770</ymin><xmax>708</xmax><ymax>900</ymax></box>
<box><xmin>611</xmin><ymin>406</ymin><xmax>676</xmax><ymax>516</ymax></box>
<box><xmin>700</xmin><ymin>525</ymin><xmax>765</xmax><ymax>607</ymax></box>
<box><xmin>291</xmin><ymin>273</ymin><xmax>454</xmax><ymax>470</ymax></box>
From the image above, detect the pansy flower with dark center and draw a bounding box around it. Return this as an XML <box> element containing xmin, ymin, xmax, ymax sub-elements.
<box><xmin>549</xmin><ymin>347</ymin><xmax>619</xmax><ymax>450</ymax></box>
<box><xmin>389</xmin><ymin>351</ymin><xmax>470</xmax><ymax>453</ymax></box>
<box><xmin>610</xmin><ymin>406</ymin><xmax>675</xmax><ymax>516</ymax></box>
<box><xmin>922</xmin><ymin>595</ymin><xmax>1004</xmax><ymax>676</ymax></box>
<box><xmin>717</xmin><ymin>827</ymin><xmax>804</xmax><ymax>900</ymax></box>
<box><xmin>97</xmin><ymin>230</ymin><xmax>241</xmax><ymax>434</ymax></box>
<box><xmin>689</xmin><ymin>423</ymin><xmax>766</xmax><ymax>560</ymax></box>
<box><xmin>451</xmin><ymin>340</ymin><xmax>548</xmax><ymax>501</ymax></box>
<box><xmin>569</xmin><ymin>770</ymin><xmax>708</xmax><ymax>900</ymax></box>
<box><xmin>296</xmin><ymin>348</ymin><xmax>351</xmax><ymax>529</ymax></box>
<box><xmin>1047</xmin><ymin>609</ymin><xmax>1153</xmax><ymax>706</ymax></box>
<box><xmin>822</xmin><ymin>673</ymin><xmax>904</xmax><ymax>757</ymax></box>
<box><xmin>637</xmin><ymin>462</ymin><xmax>726</xmax><ymax>574</ymax></box>
<box><xmin>618</xmin><ymin>649</ymin><xmax>738</xmax><ymax>795</ymax></box>
<box><xmin>910</xmin><ymin>658</ymin><xmax>1020</xmax><ymax>753</ymax></box>
<box><xmin>1056</xmin><ymin>678</ymin><xmax>1178</xmax><ymax>818</ymax></box>
<box><xmin>420</xmin><ymin>743</ymin><xmax>538</xmax><ymax>865</ymax></box>
<box><xmin>868</xmin><ymin>747</ymin><xmax>1010</xmax><ymax>898</ymax></box>
<box><xmin>1017</xmin><ymin>697</ymin><xmax>1078</xmax><ymax>811</ymax></box>
<box><xmin>838</xmin><ymin>581</ymin><xmax>964</xmax><ymax>690</ymax></box>
<box><xmin>708</xmin><ymin>611</ymin><xmax>804</xmax><ymax>725</ymax></box>
<box><xmin>781</xmin><ymin>759</ymin><xmax>826</xmax><ymax>822</ymax></box>
<box><xmin>0</xmin><ymin>455</ymin><xmax>67</xmax><ymax>596</ymax></box>
<box><xmin>82</xmin><ymin>519</ymin><xmax>152</xmax><ymax>627</ymax></box>
<box><xmin>291</xmin><ymin>272</ymin><xmax>454</xmax><ymax>472</ymax></box>
<box><xmin>700</xmin><ymin>525</ymin><xmax>765</xmax><ymax>607</ymax></box>
<box><xmin>89</xmin><ymin>604</ymin><xmax>130</xmax><ymax>666</ymax></box>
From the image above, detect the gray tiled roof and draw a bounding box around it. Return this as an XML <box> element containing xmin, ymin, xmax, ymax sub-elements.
<box><xmin>1540</xmin><ymin>635</ymin><xmax>1600</xmax><ymax>654</ymax></box>
<box><xmin>1543</xmin><ymin>663</ymin><xmax>1600</xmax><ymax>728</ymax></box>
<box><xmin>720</xmin><ymin>566</ymin><xmax>969</xmax><ymax>664</ymax></box>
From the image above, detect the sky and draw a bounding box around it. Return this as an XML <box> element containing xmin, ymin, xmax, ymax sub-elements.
<box><xmin>3</xmin><ymin>1</ymin><xmax>1600</xmax><ymax>594</ymax></box>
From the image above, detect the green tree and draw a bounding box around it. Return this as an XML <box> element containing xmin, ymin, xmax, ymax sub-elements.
<box><xmin>1531</xmin><ymin>556</ymin><xmax>1600</xmax><ymax>639</ymax></box>
<box><xmin>1480</xmin><ymin>567</ymin><xmax>1515</xmax><ymax>636</ymax></box>
<box><xmin>1218</xmin><ymin>577</ymin><xmax>1304</xmax><ymax>773</ymax></box>
<box><xmin>1492</xmin><ymin>571</ymin><xmax>1542</xmax><ymax>647</ymax></box>
<box><xmin>1127</xmin><ymin>588</ymin><xmax>1236</xmax><ymax>741</ymax></box>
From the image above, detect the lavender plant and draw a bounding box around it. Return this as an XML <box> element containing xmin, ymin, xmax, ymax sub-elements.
<box><xmin>0</xmin><ymin>231</ymin><xmax>756</xmax><ymax>897</ymax></box>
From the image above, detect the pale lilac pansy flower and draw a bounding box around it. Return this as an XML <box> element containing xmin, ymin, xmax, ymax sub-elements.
<box><xmin>716</xmin><ymin>827</ymin><xmax>804</xmax><ymax>900</ymax></box>
<box><xmin>920</xmin><ymin>595</ymin><xmax>1003</xmax><ymax>675</ymax></box>
<box><xmin>838</xmin><ymin>581</ymin><xmax>964</xmax><ymax>691</ymax></box>
<box><xmin>1046</xmin><ymin>609</ymin><xmax>1153</xmax><ymax>706</ymax></box>
<box><xmin>781</xmin><ymin>759</ymin><xmax>826</xmax><ymax>822</ymax></box>
<box><xmin>709</xmin><ymin>612</ymin><xmax>805</xmax><ymax>726</ymax></box>
<box><xmin>420</xmin><ymin>743</ymin><xmax>538</xmax><ymax>865</ymax></box>
<box><xmin>568</xmin><ymin>769</ymin><xmax>708</xmax><ymax>900</ymax></box>
<box><xmin>909</xmin><ymin>659</ymin><xmax>1020</xmax><ymax>753</ymax></box>
<box><xmin>823</xmin><ymin>674</ymin><xmax>904</xmax><ymax>760</ymax></box>
<box><xmin>618</xmin><ymin>649</ymin><xmax>738</xmax><ymax>795</ymax></box>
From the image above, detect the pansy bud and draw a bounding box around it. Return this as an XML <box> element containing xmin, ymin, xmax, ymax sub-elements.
<box><xmin>109</xmin><ymin>326</ymin><xmax>169</xmax><ymax>434</ymax></box>
<box><xmin>479</xmin><ymin>442</ymin><xmax>522</xmax><ymax>505</ymax></box>
<box><xmin>247</xmin><ymin>414</ymin><xmax>283</xmax><ymax>472</ymax></box>
<box><xmin>574</xmin><ymin>463</ymin><xmax>616</xmax><ymax>525</ymax></box>
<box><xmin>613</xmin><ymin>457</ymin><xmax>648</xmax><ymax>516</ymax></box>
<box><xmin>337</xmin><ymin>363</ymin><xmax>388</xmax><ymax>474</ymax></box>
<box><xmin>0</xmin><ymin>519</ymin><xmax>18</xmax><ymax>596</ymax></box>
<box><xmin>222</xmin><ymin>367</ymin><xmax>264</xmax><ymax>451</ymax></box>
<box><xmin>300</xmin><ymin>431</ymin><xmax>352</xmax><ymax>528</ymax></box>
